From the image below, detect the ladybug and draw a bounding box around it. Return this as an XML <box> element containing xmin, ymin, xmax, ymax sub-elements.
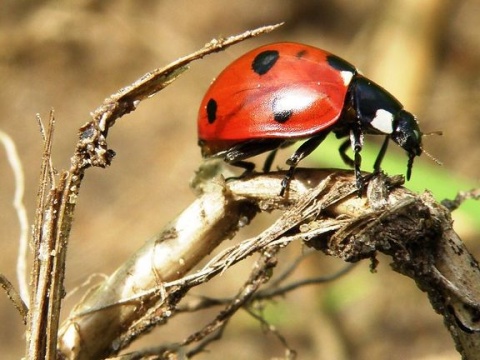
<box><xmin>198</xmin><ymin>42</ymin><xmax>423</xmax><ymax>196</ymax></box>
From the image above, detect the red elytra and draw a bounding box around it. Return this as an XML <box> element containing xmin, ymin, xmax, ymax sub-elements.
<box><xmin>198</xmin><ymin>42</ymin><xmax>423</xmax><ymax>196</ymax></box>
<box><xmin>199</xmin><ymin>43</ymin><xmax>347</xmax><ymax>143</ymax></box>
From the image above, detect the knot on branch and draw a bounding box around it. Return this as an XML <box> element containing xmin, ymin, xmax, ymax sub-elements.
<box><xmin>76</xmin><ymin>122</ymin><xmax>115</xmax><ymax>168</ymax></box>
<box><xmin>75</xmin><ymin>99</ymin><xmax>137</xmax><ymax>168</ymax></box>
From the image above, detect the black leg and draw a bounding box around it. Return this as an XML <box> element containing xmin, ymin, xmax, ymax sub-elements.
<box><xmin>346</xmin><ymin>79</ymin><xmax>368</xmax><ymax>193</ymax></box>
<box><xmin>354</xmin><ymin>150</ymin><xmax>363</xmax><ymax>190</ymax></box>
<box><xmin>231</xmin><ymin>160</ymin><xmax>256</xmax><ymax>174</ymax></box>
<box><xmin>222</xmin><ymin>139</ymin><xmax>286</xmax><ymax>183</ymax></box>
<box><xmin>280</xmin><ymin>132</ymin><xmax>329</xmax><ymax>196</ymax></box>
<box><xmin>350</xmin><ymin>128</ymin><xmax>364</xmax><ymax>192</ymax></box>
<box><xmin>263</xmin><ymin>141</ymin><xmax>296</xmax><ymax>173</ymax></box>
<box><xmin>339</xmin><ymin>138</ymin><xmax>355</xmax><ymax>167</ymax></box>
<box><xmin>263</xmin><ymin>149</ymin><xmax>278</xmax><ymax>173</ymax></box>
<box><xmin>373</xmin><ymin>136</ymin><xmax>389</xmax><ymax>173</ymax></box>
<box><xmin>224</xmin><ymin>139</ymin><xmax>286</xmax><ymax>165</ymax></box>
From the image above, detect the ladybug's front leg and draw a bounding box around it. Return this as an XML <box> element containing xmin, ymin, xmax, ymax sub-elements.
<box><xmin>373</xmin><ymin>136</ymin><xmax>390</xmax><ymax>173</ymax></box>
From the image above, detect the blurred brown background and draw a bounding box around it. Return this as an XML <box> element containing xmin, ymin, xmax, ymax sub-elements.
<box><xmin>0</xmin><ymin>0</ymin><xmax>479</xmax><ymax>359</ymax></box>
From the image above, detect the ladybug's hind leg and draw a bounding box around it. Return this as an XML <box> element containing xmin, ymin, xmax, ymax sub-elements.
<box><xmin>281</xmin><ymin>132</ymin><xmax>329</xmax><ymax>196</ymax></box>
<box><xmin>223</xmin><ymin>138</ymin><xmax>286</xmax><ymax>178</ymax></box>
<box><xmin>230</xmin><ymin>160</ymin><xmax>256</xmax><ymax>174</ymax></box>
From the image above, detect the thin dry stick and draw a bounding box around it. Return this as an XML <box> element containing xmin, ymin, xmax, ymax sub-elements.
<box><xmin>28</xmin><ymin>111</ymin><xmax>59</xmax><ymax>360</ymax></box>
<box><xmin>171</xmin><ymin>255</ymin><xmax>355</xmax><ymax>314</ymax></box>
<box><xmin>0</xmin><ymin>274</ymin><xmax>28</xmax><ymax>324</ymax></box>
<box><xmin>0</xmin><ymin>130</ymin><xmax>30</xmax><ymax>304</ymax></box>
<box><xmin>244</xmin><ymin>308</ymin><xmax>297</xmax><ymax>360</ymax></box>
<box><xmin>182</xmin><ymin>248</ymin><xmax>280</xmax><ymax>357</ymax></box>
<box><xmin>441</xmin><ymin>188</ymin><xmax>480</xmax><ymax>211</ymax></box>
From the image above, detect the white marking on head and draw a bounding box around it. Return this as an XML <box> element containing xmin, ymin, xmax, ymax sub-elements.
<box><xmin>371</xmin><ymin>109</ymin><xmax>394</xmax><ymax>134</ymax></box>
<box><xmin>340</xmin><ymin>70</ymin><xmax>354</xmax><ymax>86</ymax></box>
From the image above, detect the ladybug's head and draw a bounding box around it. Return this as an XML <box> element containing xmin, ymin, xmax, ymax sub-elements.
<box><xmin>391</xmin><ymin>110</ymin><xmax>422</xmax><ymax>180</ymax></box>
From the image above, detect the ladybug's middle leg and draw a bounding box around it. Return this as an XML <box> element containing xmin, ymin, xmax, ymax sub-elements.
<box><xmin>339</xmin><ymin>139</ymin><xmax>355</xmax><ymax>167</ymax></box>
<box><xmin>263</xmin><ymin>141</ymin><xmax>295</xmax><ymax>173</ymax></box>
<box><xmin>263</xmin><ymin>149</ymin><xmax>278</xmax><ymax>173</ymax></box>
<box><xmin>281</xmin><ymin>132</ymin><xmax>329</xmax><ymax>196</ymax></box>
<box><xmin>340</xmin><ymin>137</ymin><xmax>368</xmax><ymax>193</ymax></box>
<box><xmin>349</xmin><ymin>127</ymin><xmax>365</xmax><ymax>192</ymax></box>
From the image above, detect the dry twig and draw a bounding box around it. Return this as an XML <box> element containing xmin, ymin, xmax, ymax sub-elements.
<box><xmin>25</xmin><ymin>24</ymin><xmax>282</xmax><ymax>360</ymax></box>
<box><xmin>58</xmin><ymin>167</ymin><xmax>480</xmax><ymax>359</ymax></box>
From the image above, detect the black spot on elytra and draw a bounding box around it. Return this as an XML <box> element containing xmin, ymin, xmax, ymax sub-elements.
<box><xmin>206</xmin><ymin>98</ymin><xmax>217</xmax><ymax>123</ymax></box>
<box><xmin>296</xmin><ymin>49</ymin><xmax>307</xmax><ymax>58</ymax></box>
<box><xmin>326</xmin><ymin>54</ymin><xmax>357</xmax><ymax>74</ymax></box>
<box><xmin>252</xmin><ymin>50</ymin><xmax>279</xmax><ymax>75</ymax></box>
<box><xmin>273</xmin><ymin>105</ymin><xmax>293</xmax><ymax>123</ymax></box>
<box><xmin>272</xmin><ymin>96</ymin><xmax>293</xmax><ymax>123</ymax></box>
<box><xmin>274</xmin><ymin>110</ymin><xmax>293</xmax><ymax>123</ymax></box>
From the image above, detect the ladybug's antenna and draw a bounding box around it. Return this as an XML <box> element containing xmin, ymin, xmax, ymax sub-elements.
<box><xmin>408</xmin><ymin>130</ymin><xmax>442</xmax><ymax>180</ymax></box>
<box><xmin>420</xmin><ymin>146</ymin><xmax>443</xmax><ymax>166</ymax></box>
<box><xmin>424</xmin><ymin>130</ymin><xmax>443</xmax><ymax>137</ymax></box>
<box><xmin>420</xmin><ymin>130</ymin><xmax>443</xmax><ymax>166</ymax></box>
